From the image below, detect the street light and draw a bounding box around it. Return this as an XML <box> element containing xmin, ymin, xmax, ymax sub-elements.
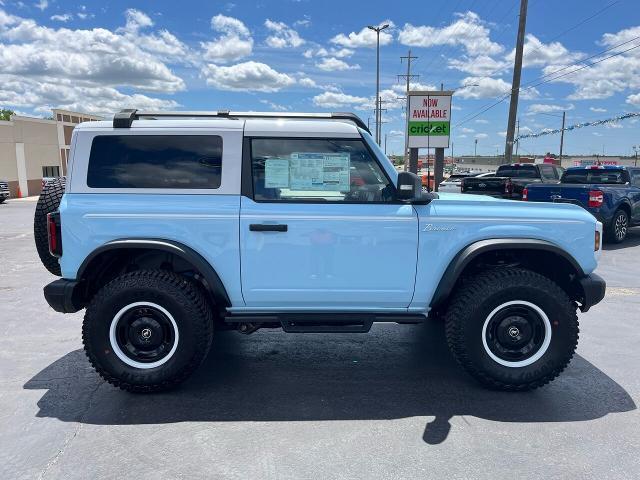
<box><xmin>367</xmin><ymin>23</ymin><xmax>389</xmax><ymax>145</ymax></box>
<box><xmin>633</xmin><ymin>145</ymin><xmax>638</xmax><ymax>166</ymax></box>
<box><xmin>474</xmin><ymin>138</ymin><xmax>478</xmax><ymax>159</ymax></box>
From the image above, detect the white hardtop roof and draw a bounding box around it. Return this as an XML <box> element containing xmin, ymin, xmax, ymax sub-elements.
<box><xmin>76</xmin><ymin>117</ymin><xmax>363</xmax><ymax>137</ymax></box>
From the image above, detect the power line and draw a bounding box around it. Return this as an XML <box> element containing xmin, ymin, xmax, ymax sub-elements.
<box><xmin>454</xmin><ymin>35</ymin><xmax>640</xmax><ymax>127</ymax></box>
<box><xmin>475</xmin><ymin>0</ymin><xmax>623</xmax><ymax>82</ymax></box>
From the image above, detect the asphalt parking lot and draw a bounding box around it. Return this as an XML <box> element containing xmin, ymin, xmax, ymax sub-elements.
<box><xmin>1</xmin><ymin>198</ymin><xmax>639</xmax><ymax>479</ymax></box>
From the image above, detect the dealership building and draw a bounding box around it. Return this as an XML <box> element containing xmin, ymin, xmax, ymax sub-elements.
<box><xmin>0</xmin><ymin>109</ymin><xmax>102</xmax><ymax>197</ymax></box>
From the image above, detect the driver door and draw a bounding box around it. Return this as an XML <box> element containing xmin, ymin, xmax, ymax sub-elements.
<box><xmin>239</xmin><ymin>136</ymin><xmax>419</xmax><ymax>310</ymax></box>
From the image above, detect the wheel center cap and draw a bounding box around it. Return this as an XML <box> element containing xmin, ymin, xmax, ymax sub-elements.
<box><xmin>508</xmin><ymin>326</ymin><xmax>520</xmax><ymax>338</ymax></box>
<box><xmin>140</xmin><ymin>327</ymin><xmax>153</xmax><ymax>340</ymax></box>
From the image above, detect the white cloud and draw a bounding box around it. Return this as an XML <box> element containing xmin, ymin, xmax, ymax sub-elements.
<box><xmin>475</xmin><ymin>119</ymin><xmax>489</xmax><ymax>124</ymax></box>
<box><xmin>391</xmin><ymin>81</ymin><xmax>437</xmax><ymax>94</ymax></box>
<box><xmin>259</xmin><ymin>99</ymin><xmax>288</xmax><ymax>111</ymax></box>
<box><xmin>0</xmin><ymin>75</ymin><xmax>178</xmax><ymax>116</ymax></box>
<box><xmin>201</xmin><ymin>61</ymin><xmax>295</xmax><ymax>92</ymax></box>
<box><xmin>542</xmin><ymin>26</ymin><xmax>640</xmax><ymax>100</ymax></box>
<box><xmin>590</xmin><ymin>107</ymin><xmax>607</xmax><ymax>112</ymax></box>
<box><xmin>527</xmin><ymin>103</ymin><xmax>574</xmax><ymax>115</ymax></box>
<box><xmin>330</xmin><ymin>21</ymin><xmax>394</xmax><ymax>48</ymax></box>
<box><xmin>0</xmin><ymin>8</ymin><xmax>185</xmax><ymax>93</ymax></box>
<box><xmin>34</xmin><ymin>0</ymin><xmax>47</xmax><ymax>11</ymax></box>
<box><xmin>200</xmin><ymin>14</ymin><xmax>253</xmax><ymax>62</ymax></box>
<box><xmin>0</xmin><ymin>7</ymin><xmax>186</xmax><ymax>115</ymax></box>
<box><xmin>398</xmin><ymin>12</ymin><xmax>503</xmax><ymax>56</ymax></box>
<box><xmin>315</xmin><ymin>57</ymin><xmax>360</xmax><ymax>71</ymax></box>
<box><xmin>312</xmin><ymin>91</ymin><xmax>368</xmax><ymax>108</ymax></box>
<box><xmin>298</xmin><ymin>76</ymin><xmax>318</xmax><ymax>88</ymax></box>
<box><xmin>475</xmin><ymin>133</ymin><xmax>489</xmax><ymax>139</ymax></box>
<box><xmin>627</xmin><ymin>93</ymin><xmax>640</xmax><ymax>106</ymax></box>
<box><xmin>294</xmin><ymin>18</ymin><xmax>311</xmax><ymax>28</ymax></box>
<box><xmin>264</xmin><ymin>19</ymin><xmax>305</xmax><ymax>48</ymax></box>
<box><xmin>448</xmin><ymin>54</ymin><xmax>510</xmax><ymax>76</ymax></box>
<box><xmin>460</xmin><ymin>127</ymin><xmax>475</xmax><ymax>133</ymax></box>
<box><xmin>50</xmin><ymin>13</ymin><xmax>72</xmax><ymax>22</ymax></box>
<box><xmin>456</xmin><ymin>76</ymin><xmax>510</xmax><ymax>99</ymax></box>
<box><xmin>506</xmin><ymin>34</ymin><xmax>585</xmax><ymax>68</ymax></box>
<box><xmin>121</xmin><ymin>8</ymin><xmax>153</xmax><ymax>33</ymax></box>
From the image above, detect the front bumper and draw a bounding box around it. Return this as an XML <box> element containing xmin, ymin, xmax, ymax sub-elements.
<box><xmin>577</xmin><ymin>273</ymin><xmax>606</xmax><ymax>312</ymax></box>
<box><xmin>44</xmin><ymin>279</ymin><xmax>85</xmax><ymax>313</ymax></box>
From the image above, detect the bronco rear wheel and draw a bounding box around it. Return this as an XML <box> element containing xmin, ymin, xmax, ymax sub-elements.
<box><xmin>83</xmin><ymin>270</ymin><xmax>214</xmax><ymax>393</ymax></box>
<box><xmin>445</xmin><ymin>268</ymin><xmax>578</xmax><ymax>391</ymax></box>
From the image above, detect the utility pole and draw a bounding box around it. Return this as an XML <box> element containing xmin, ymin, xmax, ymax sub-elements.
<box><xmin>475</xmin><ymin>138</ymin><xmax>478</xmax><ymax>159</ymax></box>
<box><xmin>515</xmin><ymin>118</ymin><xmax>520</xmax><ymax>158</ymax></box>
<box><xmin>633</xmin><ymin>145</ymin><xmax>638</xmax><ymax>166</ymax></box>
<box><xmin>368</xmin><ymin>24</ymin><xmax>390</xmax><ymax>145</ymax></box>
<box><xmin>504</xmin><ymin>0</ymin><xmax>529</xmax><ymax>164</ymax></box>
<box><xmin>559</xmin><ymin>111</ymin><xmax>566</xmax><ymax>164</ymax></box>
<box><xmin>397</xmin><ymin>50</ymin><xmax>419</xmax><ymax>165</ymax></box>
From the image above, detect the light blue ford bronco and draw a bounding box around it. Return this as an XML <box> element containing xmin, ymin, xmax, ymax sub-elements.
<box><xmin>36</xmin><ymin>110</ymin><xmax>606</xmax><ymax>393</ymax></box>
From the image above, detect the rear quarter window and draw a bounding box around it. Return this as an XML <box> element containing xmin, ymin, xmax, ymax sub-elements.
<box><xmin>561</xmin><ymin>170</ymin><xmax>629</xmax><ymax>184</ymax></box>
<box><xmin>87</xmin><ymin>135</ymin><xmax>223</xmax><ymax>189</ymax></box>
<box><xmin>496</xmin><ymin>165</ymin><xmax>539</xmax><ymax>178</ymax></box>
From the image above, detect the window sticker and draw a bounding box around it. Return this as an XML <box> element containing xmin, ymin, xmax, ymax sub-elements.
<box><xmin>289</xmin><ymin>153</ymin><xmax>350</xmax><ymax>191</ymax></box>
<box><xmin>264</xmin><ymin>158</ymin><xmax>290</xmax><ymax>188</ymax></box>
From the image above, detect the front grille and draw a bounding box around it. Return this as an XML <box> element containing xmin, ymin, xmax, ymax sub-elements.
<box><xmin>0</xmin><ymin>182</ymin><xmax>8</xmax><ymax>190</ymax></box>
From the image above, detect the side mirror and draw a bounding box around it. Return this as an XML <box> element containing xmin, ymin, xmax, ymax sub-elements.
<box><xmin>397</xmin><ymin>172</ymin><xmax>435</xmax><ymax>204</ymax></box>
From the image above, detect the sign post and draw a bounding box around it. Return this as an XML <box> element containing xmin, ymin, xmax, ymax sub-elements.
<box><xmin>406</xmin><ymin>91</ymin><xmax>453</xmax><ymax>191</ymax></box>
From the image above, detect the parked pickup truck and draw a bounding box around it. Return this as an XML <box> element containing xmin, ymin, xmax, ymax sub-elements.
<box><xmin>461</xmin><ymin>163</ymin><xmax>564</xmax><ymax>200</ymax></box>
<box><xmin>524</xmin><ymin>165</ymin><xmax>640</xmax><ymax>243</ymax></box>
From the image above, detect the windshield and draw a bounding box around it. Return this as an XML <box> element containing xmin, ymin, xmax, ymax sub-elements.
<box><xmin>496</xmin><ymin>165</ymin><xmax>539</xmax><ymax>178</ymax></box>
<box><xmin>358</xmin><ymin>127</ymin><xmax>398</xmax><ymax>184</ymax></box>
<box><xmin>562</xmin><ymin>169</ymin><xmax>629</xmax><ymax>184</ymax></box>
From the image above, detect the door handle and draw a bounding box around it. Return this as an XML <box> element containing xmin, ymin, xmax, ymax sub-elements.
<box><xmin>249</xmin><ymin>224</ymin><xmax>288</xmax><ymax>232</ymax></box>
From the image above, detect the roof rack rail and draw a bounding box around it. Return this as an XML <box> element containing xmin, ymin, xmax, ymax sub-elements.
<box><xmin>112</xmin><ymin>110</ymin><xmax>370</xmax><ymax>133</ymax></box>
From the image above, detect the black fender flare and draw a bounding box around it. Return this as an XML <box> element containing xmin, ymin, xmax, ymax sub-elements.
<box><xmin>429</xmin><ymin>238</ymin><xmax>585</xmax><ymax>309</ymax></box>
<box><xmin>77</xmin><ymin>238</ymin><xmax>231</xmax><ymax>307</ymax></box>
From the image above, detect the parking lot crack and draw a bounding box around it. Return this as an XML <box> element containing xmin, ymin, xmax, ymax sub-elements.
<box><xmin>37</xmin><ymin>379</ymin><xmax>105</xmax><ymax>480</ymax></box>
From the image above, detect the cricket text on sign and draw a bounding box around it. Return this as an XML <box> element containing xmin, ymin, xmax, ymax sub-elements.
<box><xmin>407</xmin><ymin>91</ymin><xmax>453</xmax><ymax>149</ymax></box>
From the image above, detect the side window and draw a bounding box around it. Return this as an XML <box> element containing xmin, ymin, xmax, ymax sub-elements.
<box><xmin>554</xmin><ymin>166</ymin><xmax>565</xmax><ymax>178</ymax></box>
<box><xmin>539</xmin><ymin>165</ymin><xmax>556</xmax><ymax>180</ymax></box>
<box><xmin>632</xmin><ymin>171</ymin><xmax>640</xmax><ymax>187</ymax></box>
<box><xmin>250</xmin><ymin>138</ymin><xmax>394</xmax><ymax>202</ymax></box>
<box><xmin>87</xmin><ymin>135</ymin><xmax>222</xmax><ymax>189</ymax></box>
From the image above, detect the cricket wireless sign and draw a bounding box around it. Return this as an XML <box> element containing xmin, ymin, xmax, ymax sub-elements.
<box><xmin>407</xmin><ymin>91</ymin><xmax>453</xmax><ymax>149</ymax></box>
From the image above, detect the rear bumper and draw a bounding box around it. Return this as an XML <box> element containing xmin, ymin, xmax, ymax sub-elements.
<box><xmin>577</xmin><ymin>273</ymin><xmax>606</xmax><ymax>312</ymax></box>
<box><xmin>43</xmin><ymin>279</ymin><xmax>85</xmax><ymax>313</ymax></box>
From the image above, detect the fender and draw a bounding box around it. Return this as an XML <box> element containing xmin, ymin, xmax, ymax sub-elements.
<box><xmin>77</xmin><ymin>238</ymin><xmax>231</xmax><ymax>307</ymax></box>
<box><xmin>429</xmin><ymin>238</ymin><xmax>585</xmax><ymax>309</ymax></box>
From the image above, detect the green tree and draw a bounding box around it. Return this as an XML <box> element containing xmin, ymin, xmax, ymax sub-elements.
<box><xmin>0</xmin><ymin>109</ymin><xmax>15</xmax><ymax>121</ymax></box>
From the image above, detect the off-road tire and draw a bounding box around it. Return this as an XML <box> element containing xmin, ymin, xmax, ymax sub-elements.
<box><xmin>605</xmin><ymin>208</ymin><xmax>629</xmax><ymax>244</ymax></box>
<box><xmin>445</xmin><ymin>268</ymin><xmax>579</xmax><ymax>391</ymax></box>
<box><xmin>83</xmin><ymin>270</ymin><xmax>214</xmax><ymax>393</ymax></box>
<box><xmin>34</xmin><ymin>178</ymin><xmax>65</xmax><ymax>275</ymax></box>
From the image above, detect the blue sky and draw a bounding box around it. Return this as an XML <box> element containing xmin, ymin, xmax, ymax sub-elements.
<box><xmin>1</xmin><ymin>0</ymin><xmax>639</xmax><ymax>156</ymax></box>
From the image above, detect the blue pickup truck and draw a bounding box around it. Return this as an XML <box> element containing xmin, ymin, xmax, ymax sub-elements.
<box><xmin>524</xmin><ymin>165</ymin><xmax>640</xmax><ymax>243</ymax></box>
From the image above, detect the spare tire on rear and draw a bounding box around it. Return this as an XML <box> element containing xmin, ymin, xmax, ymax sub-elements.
<box><xmin>34</xmin><ymin>178</ymin><xmax>65</xmax><ymax>276</ymax></box>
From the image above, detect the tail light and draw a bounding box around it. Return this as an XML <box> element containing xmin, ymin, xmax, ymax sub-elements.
<box><xmin>522</xmin><ymin>187</ymin><xmax>528</xmax><ymax>201</ymax></box>
<box><xmin>505</xmin><ymin>179</ymin><xmax>514</xmax><ymax>194</ymax></box>
<box><xmin>47</xmin><ymin>212</ymin><xmax>62</xmax><ymax>257</ymax></box>
<box><xmin>588</xmin><ymin>190</ymin><xmax>604</xmax><ymax>208</ymax></box>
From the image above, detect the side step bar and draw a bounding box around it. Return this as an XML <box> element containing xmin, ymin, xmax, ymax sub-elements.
<box><xmin>224</xmin><ymin>313</ymin><xmax>426</xmax><ymax>333</ymax></box>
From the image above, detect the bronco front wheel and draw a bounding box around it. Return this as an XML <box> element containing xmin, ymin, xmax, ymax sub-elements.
<box><xmin>83</xmin><ymin>270</ymin><xmax>214</xmax><ymax>393</ymax></box>
<box><xmin>444</xmin><ymin>268</ymin><xmax>579</xmax><ymax>391</ymax></box>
